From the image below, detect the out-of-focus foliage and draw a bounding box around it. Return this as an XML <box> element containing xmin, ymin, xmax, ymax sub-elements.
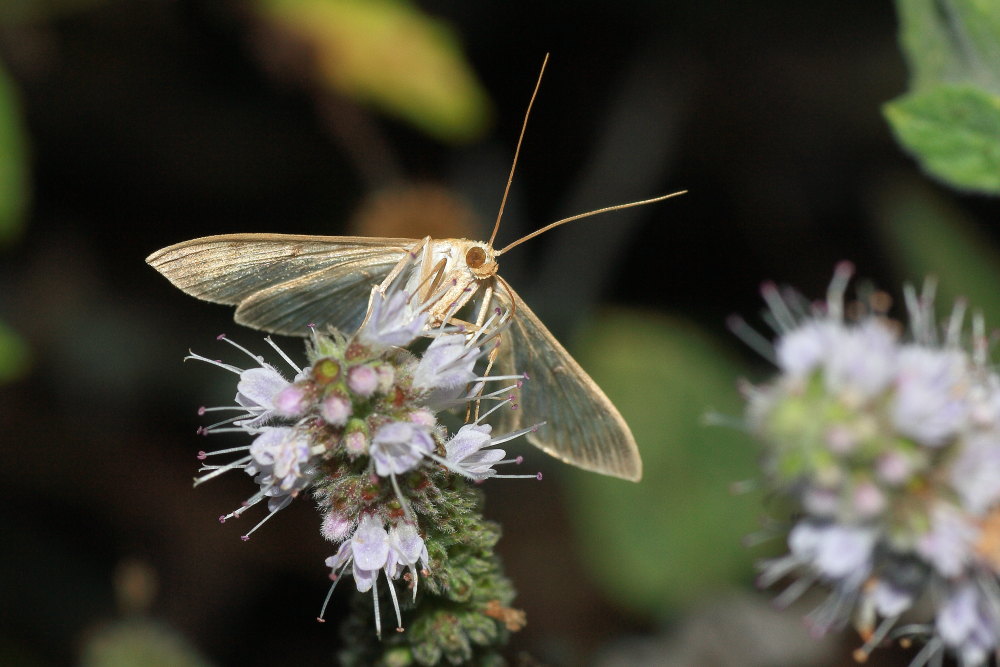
<box><xmin>0</xmin><ymin>320</ymin><xmax>30</xmax><ymax>383</ymax></box>
<box><xmin>80</xmin><ymin>620</ymin><xmax>214</xmax><ymax>667</ymax></box>
<box><xmin>0</xmin><ymin>0</ymin><xmax>111</xmax><ymax>24</ymax></box>
<box><xmin>874</xmin><ymin>175</ymin><xmax>1000</xmax><ymax>327</ymax></box>
<box><xmin>0</xmin><ymin>59</ymin><xmax>29</xmax><ymax>244</ymax></box>
<box><xmin>884</xmin><ymin>0</ymin><xmax>1000</xmax><ymax>194</ymax></box>
<box><xmin>253</xmin><ymin>0</ymin><xmax>491</xmax><ymax>143</ymax></box>
<box><xmin>563</xmin><ymin>310</ymin><xmax>759</xmax><ymax>616</ymax></box>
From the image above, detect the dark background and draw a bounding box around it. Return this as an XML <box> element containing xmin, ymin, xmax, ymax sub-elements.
<box><xmin>1</xmin><ymin>1</ymin><xmax>985</xmax><ymax>665</ymax></box>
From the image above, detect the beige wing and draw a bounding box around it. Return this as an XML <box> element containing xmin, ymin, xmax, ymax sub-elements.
<box><xmin>146</xmin><ymin>233</ymin><xmax>415</xmax><ymax>336</ymax></box>
<box><xmin>491</xmin><ymin>284</ymin><xmax>641</xmax><ymax>481</ymax></box>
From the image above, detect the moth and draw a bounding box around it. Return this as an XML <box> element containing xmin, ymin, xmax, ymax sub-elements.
<box><xmin>147</xmin><ymin>57</ymin><xmax>683</xmax><ymax>481</ymax></box>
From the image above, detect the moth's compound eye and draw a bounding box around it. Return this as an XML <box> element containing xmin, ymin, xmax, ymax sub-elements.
<box><xmin>466</xmin><ymin>246</ymin><xmax>487</xmax><ymax>269</ymax></box>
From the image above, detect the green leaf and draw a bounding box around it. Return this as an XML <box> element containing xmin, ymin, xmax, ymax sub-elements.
<box><xmin>80</xmin><ymin>620</ymin><xmax>213</xmax><ymax>667</ymax></box>
<box><xmin>562</xmin><ymin>310</ymin><xmax>760</xmax><ymax>616</ymax></box>
<box><xmin>0</xmin><ymin>60</ymin><xmax>29</xmax><ymax>244</ymax></box>
<box><xmin>873</xmin><ymin>174</ymin><xmax>1000</xmax><ymax>328</ymax></box>
<box><xmin>254</xmin><ymin>0</ymin><xmax>491</xmax><ymax>143</ymax></box>
<box><xmin>0</xmin><ymin>319</ymin><xmax>29</xmax><ymax>383</ymax></box>
<box><xmin>884</xmin><ymin>84</ymin><xmax>1000</xmax><ymax>194</ymax></box>
<box><xmin>895</xmin><ymin>0</ymin><xmax>1000</xmax><ymax>93</ymax></box>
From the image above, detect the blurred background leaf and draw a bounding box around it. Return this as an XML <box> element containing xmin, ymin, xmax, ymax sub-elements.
<box><xmin>563</xmin><ymin>310</ymin><xmax>759</xmax><ymax>617</ymax></box>
<box><xmin>0</xmin><ymin>318</ymin><xmax>30</xmax><ymax>382</ymax></box>
<box><xmin>0</xmin><ymin>0</ymin><xmax>113</xmax><ymax>24</ymax></box>
<box><xmin>874</xmin><ymin>174</ymin><xmax>1000</xmax><ymax>324</ymax></box>
<box><xmin>252</xmin><ymin>0</ymin><xmax>491</xmax><ymax>143</ymax></box>
<box><xmin>80</xmin><ymin>620</ymin><xmax>214</xmax><ymax>667</ymax></box>
<box><xmin>0</xmin><ymin>57</ymin><xmax>28</xmax><ymax>244</ymax></box>
<box><xmin>884</xmin><ymin>85</ymin><xmax>1000</xmax><ymax>193</ymax></box>
<box><xmin>893</xmin><ymin>0</ymin><xmax>1000</xmax><ymax>92</ymax></box>
<box><xmin>885</xmin><ymin>0</ymin><xmax>1000</xmax><ymax>193</ymax></box>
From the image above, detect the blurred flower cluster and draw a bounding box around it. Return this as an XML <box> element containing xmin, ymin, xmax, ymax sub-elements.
<box><xmin>189</xmin><ymin>270</ymin><xmax>537</xmax><ymax>665</ymax></box>
<box><xmin>740</xmin><ymin>262</ymin><xmax>1000</xmax><ymax>665</ymax></box>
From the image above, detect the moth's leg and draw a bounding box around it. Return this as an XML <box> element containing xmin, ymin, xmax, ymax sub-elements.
<box><xmin>416</xmin><ymin>258</ymin><xmax>449</xmax><ymax>306</ymax></box>
<box><xmin>467</xmin><ymin>340</ymin><xmax>503</xmax><ymax>423</ymax></box>
<box><xmin>464</xmin><ymin>285</ymin><xmax>498</xmax><ymax>422</ymax></box>
<box><xmin>443</xmin><ymin>284</ymin><xmax>494</xmax><ymax>335</ymax></box>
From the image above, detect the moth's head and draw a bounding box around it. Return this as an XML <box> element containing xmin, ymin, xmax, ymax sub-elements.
<box><xmin>465</xmin><ymin>244</ymin><xmax>498</xmax><ymax>279</ymax></box>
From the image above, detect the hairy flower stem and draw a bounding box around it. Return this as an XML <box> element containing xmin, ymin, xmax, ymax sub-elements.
<box><xmin>330</xmin><ymin>473</ymin><xmax>519</xmax><ymax>666</ymax></box>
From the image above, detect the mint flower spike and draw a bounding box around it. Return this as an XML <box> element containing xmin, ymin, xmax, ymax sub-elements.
<box><xmin>737</xmin><ymin>262</ymin><xmax>1000</xmax><ymax>665</ymax></box>
<box><xmin>185</xmin><ymin>283</ymin><xmax>532</xmax><ymax>660</ymax></box>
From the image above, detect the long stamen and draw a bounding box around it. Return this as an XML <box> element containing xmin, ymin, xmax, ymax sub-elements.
<box><xmin>372</xmin><ymin>583</ymin><xmax>382</xmax><ymax>638</ymax></box>
<box><xmin>194</xmin><ymin>454</ymin><xmax>253</xmax><ymax>485</ymax></box>
<box><xmin>384</xmin><ymin>571</ymin><xmax>404</xmax><ymax>632</ymax></box>
<box><xmin>240</xmin><ymin>505</ymin><xmax>285</xmax><ymax>541</ymax></box>
<box><xmin>760</xmin><ymin>282</ymin><xmax>797</xmax><ymax>333</ymax></box>
<box><xmin>726</xmin><ymin>315</ymin><xmax>777</xmax><ymax>364</ymax></box>
<box><xmin>265</xmin><ymin>336</ymin><xmax>302</xmax><ymax>374</ymax></box>
<box><xmin>184</xmin><ymin>351</ymin><xmax>242</xmax><ymax>374</ymax></box>
<box><xmin>317</xmin><ymin>559</ymin><xmax>351</xmax><ymax>622</ymax></box>
<box><xmin>852</xmin><ymin>615</ymin><xmax>899</xmax><ymax>663</ymax></box>
<box><xmin>488</xmin><ymin>423</ymin><xmax>544</xmax><ymax>446</ymax></box>
<box><xmin>197</xmin><ymin>444</ymin><xmax>250</xmax><ymax>458</ymax></box>
<box><xmin>217</xmin><ymin>334</ymin><xmax>268</xmax><ymax>366</ymax></box>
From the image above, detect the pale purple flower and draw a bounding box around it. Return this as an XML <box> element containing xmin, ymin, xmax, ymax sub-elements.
<box><xmin>386</xmin><ymin>522</ymin><xmax>429</xmax><ymax>579</ymax></box>
<box><xmin>273</xmin><ymin>383</ymin><xmax>309</xmax><ymax>417</ymax></box>
<box><xmin>938</xmin><ymin>583</ymin><xmax>998</xmax><ymax>666</ymax></box>
<box><xmin>824</xmin><ymin>319</ymin><xmax>898</xmax><ymax>401</ymax></box>
<box><xmin>343</xmin><ymin>429</ymin><xmax>368</xmax><ymax>455</ymax></box>
<box><xmin>357</xmin><ymin>287</ymin><xmax>428</xmax><ymax>348</ymax></box>
<box><xmin>850</xmin><ymin>482</ymin><xmax>886</xmax><ymax>519</ymax></box>
<box><xmin>248</xmin><ymin>427</ymin><xmax>314</xmax><ymax>492</ymax></box>
<box><xmin>413</xmin><ymin>334</ymin><xmax>479</xmax><ymax>392</ymax></box>
<box><xmin>325</xmin><ymin>515</ymin><xmax>391</xmax><ymax>593</ymax></box>
<box><xmin>875</xmin><ymin>450</ymin><xmax>915</xmax><ymax>486</ymax></box>
<box><xmin>348</xmin><ymin>365</ymin><xmax>379</xmax><ymax>397</ymax></box>
<box><xmin>235</xmin><ymin>366</ymin><xmax>291</xmax><ymax>428</ymax></box>
<box><xmin>917</xmin><ymin>503</ymin><xmax>976</xmax><ymax>577</ymax></box>
<box><xmin>322</xmin><ymin>515</ymin><xmax>412</xmax><ymax>637</ymax></box>
<box><xmin>370</xmin><ymin>421</ymin><xmax>435</xmax><ymax>476</ymax></box>
<box><xmin>775</xmin><ymin>319</ymin><xmax>844</xmax><ymax>378</ymax></box>
<box><xmin>320</xmin><ymin>393</ymin><xmax>352</xmax><ymax>426</ymax></box>
<box><xmin>444</xmin><ymin>424</ymin><xmax>506</xmax><ymax>480</ymax></box>
<box><xmin>871</xmin><ymin>579</ymin><xmax>914</xmax><ymax>618</ymax></box>
<box><xmin>350</xmin><ymin>516</ymin><xmax>392</xmax><ymax>592</ymax></box>
<box><xmin>789</xmin><ymin>522</ymin><xmax>876</xmax><ymax>583</ymax></box>
<box><xmin>951</xmin><ymin>432</ymin><xmax>1000</xmax><ymax>514</ymax></box>
<box><xmin>321</xmin><ymin>511</ymin><xmax>354</xmax><ymax>542</ymax></box>
<box><xmin>187</xmin><ymin>335</ymin><xmax>305</xmax><ymax>432</ymax></box>
<box><xmin>892</xmin><ymin>346</ymin><xmax>969</xmax><ymax>446</ymax></box>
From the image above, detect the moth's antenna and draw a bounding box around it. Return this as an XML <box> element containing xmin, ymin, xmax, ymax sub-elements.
<box><xmin>495</xmin><ymin>190</ymin><xmax>688</xmax><ymax>256</ymax></box>
<box><xmin>488</xmin><ymin>53</ymin><xmax>550</xmax><ymax>248</ymax></box>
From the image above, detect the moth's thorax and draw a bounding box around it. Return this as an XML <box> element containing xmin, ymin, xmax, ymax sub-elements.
<box><xmin>421</xmin><ymin>238</ymin><xmax>499</xmax><ymax>327</ymax></box>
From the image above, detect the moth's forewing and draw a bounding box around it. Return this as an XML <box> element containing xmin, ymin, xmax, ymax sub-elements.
<box><xmin>232</xmin><ymin>252</ymin><xmax>410</xmax><ymax>336</ymax></box>
<box><xmin>148</xmin><ymin>232</ymin><xmax>642</xmax><ymax>480</ymax></box>
<box><xmin>491</xmin><ymin>285</ymin><xmax>642</xmax><ymax>481</ymax></box>
<box><xmin>146</xmin><ymin>234</ymin><xmax>414</xmax><ymax>335</ymax></box>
